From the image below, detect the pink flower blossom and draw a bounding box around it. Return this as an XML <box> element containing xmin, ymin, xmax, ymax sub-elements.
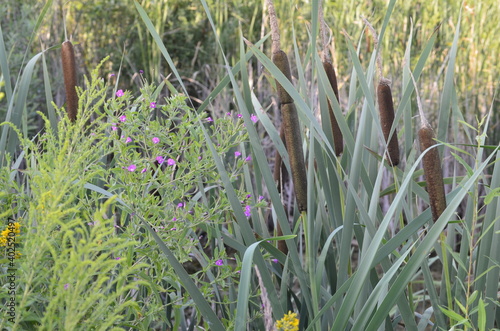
<box><xmin>156</xmin><ymin>156</ymin><xmax>165</xmax><ymax>164</ymax></box>
<box><xmin>125</xmin><ymin>137</ymin><xmax>132</xmax><ymax>143</ymax></box>
<box><xmin>150</xmin><ymin>102</ymin><xmax>156</xmax><ymax>108</ymax></box>
<box><xmin>244</xmin><ymin>205</ymin><xmax>251</xmax><ymax>217</ymax></box>
<box><xmin>116</xmin><ymin>89</ymin><xmax>124</xmax><ymax>97</ymax></box>
<box><xmin>235</xmin><ymin>151</ymin><xmax>242</xmax><ymax>157</ymax></box>
<box><xmin>167</xmin><ymin>158</ymin><xmax>176</xmax><ymax>166</ymax></box>
<box><xmin>152</xmin><ymin>137</ymin><xmax>160</xmax><ymax>144</ymax></box>
<box><xmin>250</xmin><ymin>114</ymin><xmax>258</xmax><ymax>123</ymax></box>
<box><xmin>127</xmin><ymin>164</ymin><xmax>136</xmax><ymax>172</ymax></box>
<box><xmin>119</xmin><ymin>115</ymin><xmax>126</xmax><ymax>122</ymax></box>
<box><xmin>141</xmin><ymin>168</ymin><xmax>147</xmax><ymax>173</ymax></box>
<box><xmin>215</xmin><ymin>259</ymin><xmax>224</xmax><ymax>266</ymax></box>
<box><xmin>206</xmin><ymin>117</ymin><xmax>213</xmax><ymax>122</ymax></box>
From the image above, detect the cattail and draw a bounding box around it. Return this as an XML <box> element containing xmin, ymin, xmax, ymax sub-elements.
<box><xmin>281</xmin><ymin>103</ymin><xmax>308</xmax><ymax>212</ymax></box>
<box><xmin>410</xmin><ymin>68</ymin><xmax>446</xmax><ymax>222</ymax></box>
<box><xmin>272</xmin><ymin>50</ymin><xmax>294</xmax><ymax>105</ymax></box>
<box><xmin>268</xmin><ymin>0</ymin><xmax>307</xmax><ymax>213</ymax></box>
<box><xmin>377</xmin><ymin>78</ymin><xmax>400</xmax><ymax>166</ymax></box>
<box><xmin>61</xmin><ymin>40</ymin><xmax>78</xmax><ymax>122</ymax></box>
<box><xmin>273</xmin><ymin>124</ymin><xmax>287</xmax><ymax>190</ymax></box>
<box><xmin>419</xmin><ymin>125</ymin><xmax>446</xmax><ymax>222</ymax></box>
<box><xmin>364</xmin><ymin>18</ymin><xmax>400</xmax><ymax>166</ymax></box>
<box><xmin>323</xmin><ymin>61</ymin><xmax>343</xmax><ymax>156</ymax></box>
<box><xmin>319</xmin><ymin>4</ymin><xmax>343</xmax><ymax>156</ymax></box>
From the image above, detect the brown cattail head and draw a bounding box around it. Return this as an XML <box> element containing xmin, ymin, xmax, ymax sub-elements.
<box><xmin>281</xmin><ymin>102</ymin><xmax>308</xmax><ymax>212</ymax></box>
<box><xmin>272</xmin><ymin>50</ymin><xmax>294</xmax><ymax>105</ymax></box>
<box><xmin>323</xmin><ymin>61</ymin><xmax>343</xmax><ymax>156</ymax></box>
<box><xmin>419</xmin><ymin>125</ymin><xmax>446</xmax><ymax>222</ymax></box>
<box><xmin>377</xmin><ymin>78</ymin><xmax>399</xmax><ymax>166</ymax></box>
<box><xmin>61</xmin><ymin>40</ymin><xmax>78</xmax><ymax>122</ymax></box>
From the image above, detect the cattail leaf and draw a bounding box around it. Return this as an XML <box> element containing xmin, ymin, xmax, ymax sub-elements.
<box><xmin>437</xmin><ymin>8</ymin><xmax>462</xmax><ymax>152</ymax></box>
<box><xmin>0</xmin><ymin>25</ymin><xmax>12</xmax><ymax>102</ymax></box>
<box><xmin>0</xmin><ymin>52</ymin><xmax>43</xmax><ymax>164</ymax></box>
<box><xmin>365</xmin><ymin>146</ymin><xmax>499</xmax><ymax>330</ymax></box>
<box><xmin>41</xmin><ymin>51</ymin><xmax>57</xmax><ymax>134</ymax></box>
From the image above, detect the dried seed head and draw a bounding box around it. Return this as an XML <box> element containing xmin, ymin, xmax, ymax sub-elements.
<box><xmin>377</xmin><ymin>78</ymin><xmax>400</xmax><ymax>166</ymax></box>
<box><xmin>419</xmin><ymin>125</ymin><xmax>446</xmax><ymax>222</ymax></box>
<box><xmin>323</xmin><ymin>61</ymin><xmax>343</xmax><ymax>156</ymax></box>
<box><xmin>272</xmin><ymin>50</ymin><xmax>294</xmax><ymax>105</ymax></box>
<box><xmin>281</xmin><ymin>102</ymin><xmax>307</xmax><ymax>212</ymax></box>
<box><xmin>61</xmin><ymin>41</ymin><xmax>78</xmax><ymax>122</ymax></box>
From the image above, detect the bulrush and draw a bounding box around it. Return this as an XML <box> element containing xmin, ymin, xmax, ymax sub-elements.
<box><xmin>61</xmin><ymin>40</ymin><xmax>78</xmax><ymax>122</ymax></box>
<box><xmin>268</xmin><ymin>0</ymin><xmax>307</xmax><ymax>214</ymax></box>
<box><xmin>419</xmin><ymin>124</ymin><xmax>446</xmax><ymax>222</ymax></box>
<box><xmin>364</xmin><ymin>18</ymin><xmax>400</xmax><ymax>166</ymax></box>
<box><xmin>377</xmin><ymin>78</ymin><xmax>399</xmax><ymax>165</ymax></box>
<box><xmin>411</xmin><ymin>72</ymin><xmax>446</xmax><ymax>222</ymax></box>
<box><xmin>320</xmin><ymin>6</ymin><xmax>343</xmax><ymax>156</ymax></box>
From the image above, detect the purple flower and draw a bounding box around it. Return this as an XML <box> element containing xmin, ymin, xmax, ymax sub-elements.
<box><xmin>141</xmin><ymin>168</ymin><xmax>147</xmax><ymax>173</ymax></box>
<box><xmin>258</xmin><ymin>195</ymin><xmax>264</xmax><ymax>201</ymax></box>
<box><xmin>111</xmin><ymin>125</ymin><xmax>117</xmax><ymax>131</ymax></box>
<box><xmin>127</xmin><ymin>164</ymin><xmax>137</xmax><ymax>172</ymax></box>
<box><xmin>250</xmin><ymin>114</ymin><xmax>258</xmax><ymax>123</ymax></box>
<box><xmin>170</xmin><ymin>227</ymin><xmax>177</xmax><ymax>231</ymax></box>
<box><xmin>215</xmin><ymin>259</ymin><xmax>224</xmax><ymax>266</ymax></box>
<box><xmin>237</xmin><ymin>114</ymin><xmax>243</xmax><ymax>118</ymax></box>
<box><xmin>172</xmin><ymin>217</ymin><xmax>177</xmax><ymax>221</ymax></box>
<box><xmin>109</xmin><ymin>73</ymin><xmax>115</xmax><ymax>77</ymax></box>
<box><xmin>64</xmin><ymin>283</ymin><xmax>69</xmax><ymax>290</ymax></box>
<box><xmin>167</xmin><ymin>158</ymin><xmax>176</xmax><ymax>166</ymax></box>
<box><xmin>235</xmin><ymin>151</ymin><xmax>242</xmax><ymax>157</ymax></box>
<box><xmin>156</xmin><ymin>156</ymin><xmax>165</xmax><ymax>164</ymax></box>
<box><xmin>150</xmin><ymin>102</ymin><xmax>156</xmax><ymax>108</ymax></box>
<box><xmin>152</xmin><ymin>137</ymin><xmax>160</xmax><ymax>144</ymax></box>
<box><xmin>177</xmin><ymin>203</ymin><xmax>184</xmax><ymax>208</ymax></box>
<box><xmin>139</xmin><ymin>70</ymin><xmax>144</xmax><ymax>74</ymax></box>
<box><xmin>272</xmin><ymin>258</ymin><xmax>279</xmax><ymax>263</ymax></box>
<box><xmin>116</xmin><ymin>89</ymin><xmax>124</xmax><ymax>97</ymax></box>
<box><xmin>125</xmin><ymin>137</ymin><xmax>132</xmax><ymax>143</ymax></box>
<box><xmin>115</xmin><ymin>257</ymin><xmax>121</xmax><ymax>260</ymax></box>
<box><xmin>119</xmin><ymin>115</ymin><xmax>126</xmax><ymax>122</ymax></box>
<box><xmin>206</xmin><ymin>117</ymin><xmax>213</xmax><ymax>122</ymax></box>
<box><xmin>245</xmin><ymin>155</ymin><xmax>252</xmax><ymax>162</ymax></box>
<box><xmin>246</xmin><ymin>194</ymin><xmax>252</xmax><ymax>199</ymax></box>
<box><xmin>244</xmin><ymin>205</ymin><xmax>251</xmax><ymax>218</ymax></box>
<box><xmin>226</xmin><ymin>112</ymin><xmax>231</xmax><ymax>116</ymax></box>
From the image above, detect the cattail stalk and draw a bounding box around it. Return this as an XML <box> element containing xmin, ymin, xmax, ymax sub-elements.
<box><xmin>61</xmin><ymin>40</ymin><xmax>78</xmax><ymax>122</ymax></box>
<box><xmin>364</xmin><ymin>18</ymin><xmax>400</xmax><ymax>166</ymax></box>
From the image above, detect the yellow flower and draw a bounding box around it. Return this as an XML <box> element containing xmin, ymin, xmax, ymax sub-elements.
<box><xmin>275</xmin><ymin>311</ymin><xmax>299</xmax><ymax>331</ymax></box>
<box><xmin>0</xmin><ymin>222</ymin><xmax>21</xmax><ymax>247</ymax></box>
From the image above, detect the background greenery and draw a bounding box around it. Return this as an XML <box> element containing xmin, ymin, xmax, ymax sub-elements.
<box><xmin>1</xmin><ymin>0</ymin><xmax>499</xmax><ymax>330</ymax></box>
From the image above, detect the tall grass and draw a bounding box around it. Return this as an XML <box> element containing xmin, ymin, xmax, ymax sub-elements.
<box><xmin>0</xmin><ymin>0</ymin><xmax>499</xmax><ymax>330</ymax></box>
